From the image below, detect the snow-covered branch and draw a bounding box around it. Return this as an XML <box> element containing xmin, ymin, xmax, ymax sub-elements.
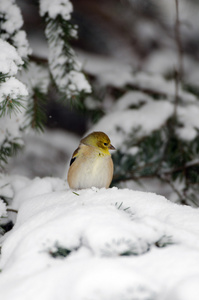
<box><xmin>39</xmin><ymin>0</ymin><xmax>91</xmax><ymax>99</ymax></box>
<box><xmin>0</xmin><ymin>0</ymin><xmax>31</xmax><ymax>60</ymax></box>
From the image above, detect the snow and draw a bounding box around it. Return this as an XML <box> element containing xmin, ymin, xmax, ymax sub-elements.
<box><xmin>176</xmin><ymin>105</ymin><xmax>199</xmax><ymax>141</ymax></box>
<box><xmin>81</xmin><ymin>60</ymin><xmax>199</xmax><ymax>143</ymax></box>
<box><xmin>78</xmin><ymin>52</ymin><xmax>198</xmax><ymax>111</ymax></box>
<box><xmin>1</xmin><ymin>1</ymin><xmax>199</xmax><ymax>296</ymax></box>
<box><xmin>0</xmin><ymin>199</ymin><xmax>7</xmax><ymax>218</ymax></box>
<box><xmin>0</xmin><ymin>0</ymin><xmax>23</xmax><ymax>35</ymax></box>
<box><xmin>40</xmin><ymin>0</ymin><xmax>73</xmax><ymax>20</ymax></box>
<box><xmin>18</xmin><ymin>62</ymin><xmax>50</xmax><ymax>95</ymax></box>
<box><xmin>5</xmin><ymin>129</ymin><xmax>80</xmax><ymax>179</ymax></box>
<box><xmin>0</xmin><ymin>40</ymin><xmax>28</xmax><ymax>146</ymax></box>
<box><xmin>90</xmin><ymin>100</ymin><xmax>174</xmax><ymax>148</ymax></box>
<box><xmin>113</xmin><ymin>91</ymin><xmax>152</xmax><ymax>111</ymax></box>
<box><xmin>129</xmin><ymin>72</ymin><xmax>197</xmax><ymax>103</ymax></box>
<box><xmin>39</xmin><ymin>0</ymin><xmax>91</xmax><ymax>97</ymax></box>
<box><xmin>0</xmin><ymin>0</ymin><xmax>32</xmax><ymax>59</ymax></box>
<box><xmin>0</xmin><ymin>39</ymin><xmax>29</xmax><ymax>149</ymax></box>
<box><xmin>12</xmin><ymin>30</ymin><xmax>32</xmax><ymax>58</ymax></box>
<box><xmin>68</xmin><ymin>70</ymin><xmax>92</xmax><ymax>94</ymax></box>
<box><xmin>45</xmin><ymin>22</ymin><xmax>91</xmax><ymax>97</ymax></box>
<box><xmin>0</xmin><ymin>176</ymin><xmax>199</xmax><ymax>299</ymax></box>
<box><xmin>0</xmin><ymin>110</ymin><xmax>26</xmax><ymax>146</ymax></box>
<box><xmin>80</xmin><ymin>52</ymin><xmax>135</xmax><ymax>88</ymax></box>
<box><xmin>0</xmin><ymin>40</ymin><xmax>28</xmax><ymax>144</ymax></box>
<box><xmin>0</xmin><ymin>77</ymin><xmax>28</xmax><ymax>104</ymax></box>
<box><xmin>0</xmin><ymin>39</ymin><xmax>23</xmax><ymax>76</ymax></box>
<box><xmin>165</xmin><ymin>275</ymin><xmax>199</xmax><ymax>300</ymax></box>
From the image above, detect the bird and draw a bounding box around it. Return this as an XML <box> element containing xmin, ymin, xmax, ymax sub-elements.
<box><xmin>67</xmin><ymin>131</ymin><xmax>115</xmax><ymax>189</ymax></box>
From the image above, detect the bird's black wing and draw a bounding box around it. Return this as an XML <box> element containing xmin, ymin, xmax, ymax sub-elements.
<box><xmin>69</xmin><ymin>147</ymin><xmax>79</xmax><ymax>166</ymax></box>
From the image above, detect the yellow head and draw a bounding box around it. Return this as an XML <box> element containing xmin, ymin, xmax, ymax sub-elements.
<box><xmin>81</xmin><ymin>131</ymin><xmax>115</xmax><ymax>154</ymax></box>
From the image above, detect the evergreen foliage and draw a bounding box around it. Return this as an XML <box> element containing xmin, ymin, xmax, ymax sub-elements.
<box><xmin>0</xmin><ymin>0</ymin><xmax>199</xmax><ymax>207</ymax></box>
<box><xmin>0</xmin><ymin>0</ymin><xmax>91</xmax><ymax>168</ymax></box>
<box><xmin>108</xmin><ymin>81</ymin><xmax>199</xmax><ymax>206</ymax></box>
<box><xmin>40</xmin><ymin>0</ymin><xmax>91</xmax><ymax>99</ymax></box>
<box><xmin>49</xmin><ymin>245</ymin><xmax>72</xmax><ymax>258</ymax></box>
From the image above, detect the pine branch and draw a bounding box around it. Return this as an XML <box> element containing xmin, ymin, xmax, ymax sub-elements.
<box><xmin>40</xmin><ymin>0</ymin><xmax>91</xmax><ymax>100</ymax></box>
<box><xmin>0</xmin><ymin>96</ymin><xmax>25</xmax><ymax>118</ymax></box>
<box><xmin>25</xmin><ymin>87</ymin><xmax>47</xmax><ymax>132</ymax></box>
<box><xmin>160</xmin><ymin>160</ymin><xmax>199</xmax><ymax>176</ymax></box>
<box><xmin>0</xmin><ymin>0</ymin><xmax>31</xmax><ymax>60</ymax></box>
<box><xmin>0</xmin><ymin>138</ymin><xmax>23</xmax><ymax>169</ymax></box>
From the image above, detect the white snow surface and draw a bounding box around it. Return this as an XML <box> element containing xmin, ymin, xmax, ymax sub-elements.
<box><xmin>44</xmin><ymin>22</ymin><xmax>91</xmax><ymax>97</ymax></box>
<box><xmin>18</xmin><ymin>62</ymin><xmax>50</xmax><ymax>95</ymax></box>
<box><xmin>0</xmin><ymin>0</ymin><xmax>23</xmax><ymax>35</ymax></box>
<box><xmin>68</xmin><ymin>70</ymin><xmax>92</xmax><ymax>94</ymax></box>
<box><xmin>90</xmin><ymin>99</ymin><xmax>174</xmax><ymax>148</ymax></box>
<box><xmin>40</xmin><ymin>0</ymin><xmax>73</xmax><ymax>20</ymax></box>
<box><xmin>0</xmin><ymin>40</ymin><xmax>28</xmax><ymax>145</ymax></box>
<box><xmin>0</xmin><ymin>39</ymin><xmax>28</xmax><ymax>105</ymax></box>
<box><xmin>39</xmin><ymin>0</ymin><xmax>78</xmax><ymax>96</ymax></box>
<box><xmin>0</xmin><ymin>77</ymin><xmax>28</xmax><ymax>104</ymax></box>
<box><xmin>0</xmin><ymin>199</ymin><xmax>7</xmax><ymax>218</ymax></box>
<box><xmin>0</xmin><ymin>176</ymin><xmax>199</xmax><ymax>300</ymax></box>
<box><xmin>0</xmin><ymin>106</ymin><xmax>26</xmax><ymax>146</ymax></box>
<box><xmin>0</xmin><ymin>39</ymin><xmax>23</xmax><ymax>76</ymax></box>
<box><xmin>0</xmin><ymin>0</ymin><xmax>32</xmax><ymax>59</ymax></box>
<box><xmin>176</xmin><ymin>105</ymin><xmax>199</xmax><ymax>141</ymax></box>
<box><xmin>12</xmin><ymin>30</ymin><xmax>32</xmax><ymax>58</ymax></box>
<box><xmin>88</xmin><ymin>89</ymin><xmax>199</xmax><ymax>144</ymax></box>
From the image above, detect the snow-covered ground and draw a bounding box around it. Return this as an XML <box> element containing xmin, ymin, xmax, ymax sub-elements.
<box><xmin>0</xmin><ymin>175</ymin><xmax>199</xmax><ymax>300</ymax></box>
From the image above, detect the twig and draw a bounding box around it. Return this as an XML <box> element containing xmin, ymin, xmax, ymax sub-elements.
<box><xmin>29</xmin><ymin>55</ymin><xmax>48</xmax><ymax>64</ymax></box>
<box><xmin>32</xmin><ymin>93</ymin><xmax>38</xmax><ymax>129</ymax></box>
<box><xmin>113</xmin><ymin>160</ymin><xmax>199</xmax><ymax>184</ymax></box>
<box><xmin>175</xmin><ymin>0</ymin><xmax>184</xmax><ymax>80</ymax></box>
<box><xmin>174</xmin><ymin>67</ymin><xmax>179</xmax><ymax>118</ymax></box>
<box><xmin>158</xmin><ymin>174</ymin><xmax>186</xmax><ymax>203</ymax></box>
<box><xmin>161</xmin><ymin>160</ymin><xmax>199</xmax><ymax>176</ymax></box>
<box><xmin>174</xmin><ymin>0</ymin><xmax>184</xmax><ymax>118</ymax></box>
<box><xmin>6</xmin><ymin>208</ymin><xmax>18</xmax><ymax>214</ymax></box>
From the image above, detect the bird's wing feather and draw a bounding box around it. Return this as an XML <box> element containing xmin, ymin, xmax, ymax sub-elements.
<box><xmin>69</xmin><ymin>147</ymin><xmax>79</xmax><ymax>166</ymax></box>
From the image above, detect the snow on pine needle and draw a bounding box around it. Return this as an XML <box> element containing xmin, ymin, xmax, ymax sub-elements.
<box><xmin>39</xmin><ymin>0</ymin><xmax>91</xmax><ymax>99</ymax></box>
<box><xmin>0</xmin><ymin>0</ymin><xmax>32</xmax><ymax>60</ymax></box>
<box><xmin>18</xmin><ymin>62</ymin><xmax>51</xmax><ymax>131</ymax></box>
<box><xmin>0</xmin><ymin>0</ymin><xmax>32</xmax><ymax>167</ymax></box>
<box><xmin>0</xmin><ymin>39</ymin><xmax>28</xmax><ymax>163</ymax></box>
<box><xmin>83</xmin><ymin>54</ymin><xmax>199</xmax><ymax>206</ymax></box>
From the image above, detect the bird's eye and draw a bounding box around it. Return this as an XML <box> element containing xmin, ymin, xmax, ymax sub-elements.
<box><xmin>104</xmin><ymin>142</ymin><xmax>108</xmax><ymax>146</ymax></box>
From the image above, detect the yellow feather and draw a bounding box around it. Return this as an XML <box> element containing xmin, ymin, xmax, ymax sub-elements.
<box><xmin>67</xmin><ymin>131</ymin><xmax>115</xmax><ymax>189</ymax></box>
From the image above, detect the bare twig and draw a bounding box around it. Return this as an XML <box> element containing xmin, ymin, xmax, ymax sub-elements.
<box><xmin>158</xmin><ymin>174</ymin><xmax>186</xmax><ymax>203</ymax></box>
<box><xmin>174</xmin><ymin>67</ymin><xmax>179</xmax><ymax>118</ymax></box>
<box><xmin>6</xmin><ymin>208</ymin><xmax>18</xmax><ymax>214</ymax></box>
<box><xmin>113</xmin><ymin>160</ymin><xmax>199</xmax><ymax>184</ymax></box>
<box><xmin>175</xmin><ymin>0</ymin><xmax>184</xmax><ymax>80</ymax></box>
<box><xmin>174</xmin><ymin>0</ymin><xmax>184</xmax><ymax>118</ymax></box>
<box><xmin>161</xmin><ymin>160</ymin><xmax>199</xmax><ymax>176</ymax></box>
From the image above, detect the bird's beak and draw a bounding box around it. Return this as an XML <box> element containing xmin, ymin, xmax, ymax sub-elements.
<box><xmin>109</xmin><ymin>144</ymin><xmax>116</xmax><ymax>150</ymax></box>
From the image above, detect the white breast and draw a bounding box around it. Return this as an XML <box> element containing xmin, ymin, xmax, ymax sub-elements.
<box><xmin>68</xmin><ymin>152</ymin><xmax>113</xmax><ymax>189</ymax></box>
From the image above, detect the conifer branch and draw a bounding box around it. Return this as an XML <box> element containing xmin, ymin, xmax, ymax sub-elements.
<box><xmin>40</xmin><ymin>0</ymin><xmax>91</xmax><ymax>100</ymax></box>
<box><xmin>26</xmin><ymin>87</ymin><xmax>47</xmax><ymax>132</ymax></box>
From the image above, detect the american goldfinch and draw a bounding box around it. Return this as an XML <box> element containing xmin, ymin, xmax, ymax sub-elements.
<box><xmin>67</xmin><ymin>131</ymin><xmax>115</xmax><ymax>189</ymax></box>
